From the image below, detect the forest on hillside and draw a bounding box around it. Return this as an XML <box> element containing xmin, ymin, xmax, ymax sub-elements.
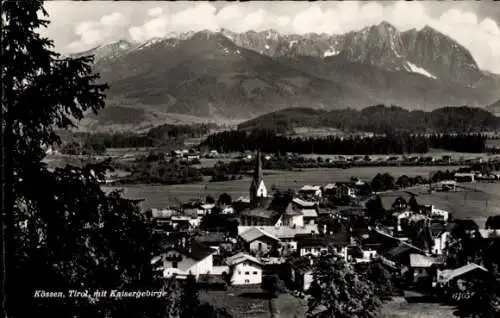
<box><xmin>200</xmin><ymin>130</ymin><xmax>487</xmax><ymax>154</ymax></box>
<box><xmin>238</xmin><ymin>105</ymin><xmax>500</xmax><ymax>134</ymax></box>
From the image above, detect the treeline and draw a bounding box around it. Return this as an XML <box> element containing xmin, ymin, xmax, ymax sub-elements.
<box><xmin>238</xmin><ymin>105</ymin><xmax>500</xmax><ymax>134</ymax></box>
<box><xmin>61</xmin><ymin>123</ymin><xmax>216</xmax><ymax>152</ymax></box>
<box><xmin>200</xmin><ymin>130</ymin><xmax>487</xmax><ymax>155</ymax></box>
<box><xmin>111</xmin><ymin>152</ymin><xmax>204</xmax><ymax>185</ymax></box>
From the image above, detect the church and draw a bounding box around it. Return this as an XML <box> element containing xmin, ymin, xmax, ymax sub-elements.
<box><xmin>249</xmin><ymin>149</ymin><xmax>268</xmax><ymax>206</ymax></box>
<box><xmin>239</xmin><ymin>151</ymin><xmax>314</xmax><ymax>227</ymax></box>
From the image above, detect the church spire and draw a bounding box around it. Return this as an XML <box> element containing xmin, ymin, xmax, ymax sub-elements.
<box><xmin>250</xmin><ymin>149</ymin><xmax>267</xmax><ymax>205</ymax></box>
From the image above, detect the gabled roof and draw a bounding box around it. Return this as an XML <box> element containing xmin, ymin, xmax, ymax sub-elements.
<box><xmin>239</xmin><ymin>227</ymin><xmax>280</xmax><ymax>243</ymax></box>
<box><xmin>226</xmin><ymin>252</ymin><xmax>262</xmax><ymax>266</ymax></box>
<box><xmin>292</xmin><ymin>197</ymin><xmax>317</xmax><ymax>208</ymax></box>
<box><xmin>410</xmin><ymin>254</ymin><xmax>444</xmax><ymax>268</ymax></box>
<box><xmin>239</xmin><ymin>224</ymin><xmax>319</xmax><ymax>240</ymax></box>
<box><xmin>440</xmin><ymin>263</ymin><xmax>488</xmax><ymax>283</ymax></box>
<box><xmin>323</xmin><ymin>183</ymin><xmax>337</xmax><ymax>190</ymax></box>
<box><xmin>300</xmin><ymin>185</ymin><xmax>321</xmax><ymax>191</ymax></box>
<box><xmin>164</xmin><ymin>240</ymin><xmax>215</xmax><ymax>261</ymax></box>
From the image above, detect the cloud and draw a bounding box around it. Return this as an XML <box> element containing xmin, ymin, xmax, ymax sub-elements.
<box><xmin>148</xmin><ymin>7</ymin><xmax>164</xmax><ymax>18</ymax></box>
<box><xmin>68</xmin><ymin>11</ymin><xmax>126</xmax><ymax>52</ymax></box>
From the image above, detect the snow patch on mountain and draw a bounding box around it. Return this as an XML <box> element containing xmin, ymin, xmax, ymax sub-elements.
<box><xmin>265</xmin><ymin>44</ymin><xmax>270</xmax><ymax>50</ymax></box>
<box><xmin>406</xmin><ymin>62</ymin><xmax>437</xmax><ymax>79</ymax></box>
<box><xmin>289</xmin><ymin>40</ymin><xmax>298</xmax><ymax>48</ymax></box>
<box><xmin>137</xmin><ymin>38</ymin><xmax>163</xmax><ymax>50</ymax></box>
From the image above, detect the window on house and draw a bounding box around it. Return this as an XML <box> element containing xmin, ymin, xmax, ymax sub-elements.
<box><xmin>258</xmin><ymin>242</ymin><xmax>262</xmax><ymax>250</ymax></box>
<box><xmin>245</xmin><ymin>272</ymin><xmax>250</xmax><ymax>275</ymax></box>
<box><xmin>253</xmin><ymin>271</ymin><xmax>258</xmax><ymax>275</ymax></box>
<box><xmin>245</xmin><ymin>279</ymin><xmax>250</xmax><ymax>283</ymax></box>
<box><xmin>172</xmin><ymin>261</ymin><xmax>178</xmax><ymax>268</ymax></box>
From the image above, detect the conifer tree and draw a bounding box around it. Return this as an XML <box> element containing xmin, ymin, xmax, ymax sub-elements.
<box><xmin>1</xmin><ymin>1</ymin><xmax>172</xmax><ymax>317</ymax></box>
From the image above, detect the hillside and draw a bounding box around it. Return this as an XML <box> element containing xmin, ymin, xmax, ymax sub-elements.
<box><xmin>237</xmin><ymin>105</ymin><xmax>500</xmax><ymax>134</ymax></box>
<box><xmin>486</xmin><ymin>99</ymin><xmax>500</xmax><ymax>115</ymax></box>
<box><xmin>73</xmin><ymin>23</ymin><xmax>500</xmax><ymax>130</ymax></box>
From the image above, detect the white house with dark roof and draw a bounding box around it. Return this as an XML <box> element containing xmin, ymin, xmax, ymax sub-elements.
<box><xmin>152</xmin><ymin>240</ymin><xmax>216</xmax><ymax>280</ymax></box>
<box><xmin>226</xmin><ymin>252</ymin><xmax>263</xmax><ymax>285</ymax></box>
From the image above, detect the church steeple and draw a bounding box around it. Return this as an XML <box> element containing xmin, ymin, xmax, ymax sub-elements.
<box><xmin>250</xmin><ymin>149</ymin><xmax>267</xmax><ymax>205</ymax></box>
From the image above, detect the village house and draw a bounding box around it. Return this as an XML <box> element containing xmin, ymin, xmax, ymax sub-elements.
<box><xmin>302</xmin><ymin>208</ymin><xmax>318</xmax><ymax>225</ymax></box>
<box><xmin>239</xmin><ymin>206</ymin><xmax>281</xmax><ymax>226</ymax></box>
<box><xmin>239</xmin><ymin>227</ymin><xmax>281</xmax><ymax>254</ymax></box>
<box><xmin>299</xmin><ymin>185</ymin><xmax>322</xmax><ymax>198</ymax></box>
<box><xmin>371</xmin><ymin>229</ymin><xmax>430</xmax><ymax>267</ymax></box>
<box><xmin>419</xmin><ymin>204</ymin><xmax>450</xmax><ymax>222</ymax></box>
<box><xmin>197</xmin><ymin>203</ymin><xmax>215</xmax><ymax>216</ymax></box>
<box><xmin>219</xmin><ymin>204</ymin><xmax>234</xmax><ymax>215</ymax></box>
<box><xmin>150</xmin><ymin>208</ymin><xmax>177</xmax><ymax>221</ymax></box>
<box><xmin>226</xmin><ymin>252</ymin><xmax>263</xmax><ymax>285</ymax></box>
<box><xmin>334</xmin><ymin>182</ymin><xmax>357</xmax><ymax>199</ymax></box>
<box><xmin>409</xmin><ymin>253</ymin><xmax>445</xmax><ymax>290</ymax></box>
<box><xmin>194</xmin><ymin>232</ymin><xmax>227</xmax><ymax>255</ymax></box>
<box><xmin>295</xmin><ymin>233</ymin><xmax>351</xmax><ymax>260</ymax></box>
<box><xmin>296</xmin><ymin>235</ymin><xmax>329</xmax><ymax>257</ymax></box>
<box><xmin>438</xmin><ymin>180</ymin><xmax>457</xmax><ymax>192</ymax></box>
<box><xmin>454</xmin><ymin>172</ymin><xmax>475</xmax><ymax>183</ymax></box>
<box><xmin>429</xmin><ymin>221</ymin><xmax>450</xmax><ymax>255</ymax></box>
<box><xmin>238</xmin><ymin>224</ymin><xmax>319</xmax><ymax>254</ymax></box>
<box><xmin>322</xmin><ymin>183</ymin><xmax>337</xmax><ymax>196</ymax></box>
<box><xmin>152</xmin><ymin>240</ymin><xmax>216</xmax><ymax>280</ymax></box>
<box><xmin>436</xmin><ymin>263</ymin><xmax>489</xmax><ymax>301</ymax></box>
<box><xmin>281</xmin><ymin>204</ymin><xmax>305</xmax><ymax>227</ymax></box>
<box><xmin>347</xmin><ymin>245</ymin><xmax>378</xmax><ymax>263</ymax></box>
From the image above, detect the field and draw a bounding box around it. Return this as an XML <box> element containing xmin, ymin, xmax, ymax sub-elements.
<box><xmin>199</xmin><ymin>289</ymin><xmax>456</xmax><ymax>318</ymax></box>
<box><xmin>103</xmin><ymin>166</ymin><xmax>463</xmax><ymax>210</ymax></box>
<box><xmin>379</xmin><ymin>183</ymin><xmax>500</xmax><ymax>227</ymax></box>
<box><xmin>379</xmin><ymin>297</ymin><xmax>457</xmax><ymax>318</ymax></box>
<box><xmin>486</xmin><ymin>139</ymin><xmax>500</xmax><ymax>149</ymax></box>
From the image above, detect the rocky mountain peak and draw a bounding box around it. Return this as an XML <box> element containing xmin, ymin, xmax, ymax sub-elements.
<box><xmin>402</xmin><ymin>25</ymin><xmax>480</xmax><ymax>84</ymax></box>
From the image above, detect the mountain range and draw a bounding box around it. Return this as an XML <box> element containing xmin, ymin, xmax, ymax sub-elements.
<box><xmin>73</xmin><ymin>22</ymin><xmax>500</xmax><ymax>131</ymax></box>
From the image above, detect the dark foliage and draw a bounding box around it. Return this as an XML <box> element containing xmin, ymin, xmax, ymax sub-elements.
<box><xmin>1</xmin><ymin>1</ymin><xmax>172</xmax><ymax>317</ymax></box>
<box><xmin>201</xmin><ymin>130</ymin><xmax>487</xmax><ymax>155</ymax></box>
<box><xmin>63</xmin><ymin>122</ymin><xmax>215</xmax><ymax>149</ymax></box>
<box><xmin>238</xmin><ymin>105</ymin><xmax>500</xmax><ymax>134</ymax></box>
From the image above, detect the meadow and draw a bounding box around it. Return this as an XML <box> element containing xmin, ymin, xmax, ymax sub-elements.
<box><xmin>103</xmin><ymin>166</ymin><xmax>463</xmax><ymax>210</ymax></box>
<box><xmin>379</xmin><ymin>183</ymin><xmax>500</xmax><ymax>227</ymax></box>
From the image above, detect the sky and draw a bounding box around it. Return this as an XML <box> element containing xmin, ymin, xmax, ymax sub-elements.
<box><xmin>41</xmin><ymin>1</ymin><xmax>500</xmax><ymax>73</ymax></box>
